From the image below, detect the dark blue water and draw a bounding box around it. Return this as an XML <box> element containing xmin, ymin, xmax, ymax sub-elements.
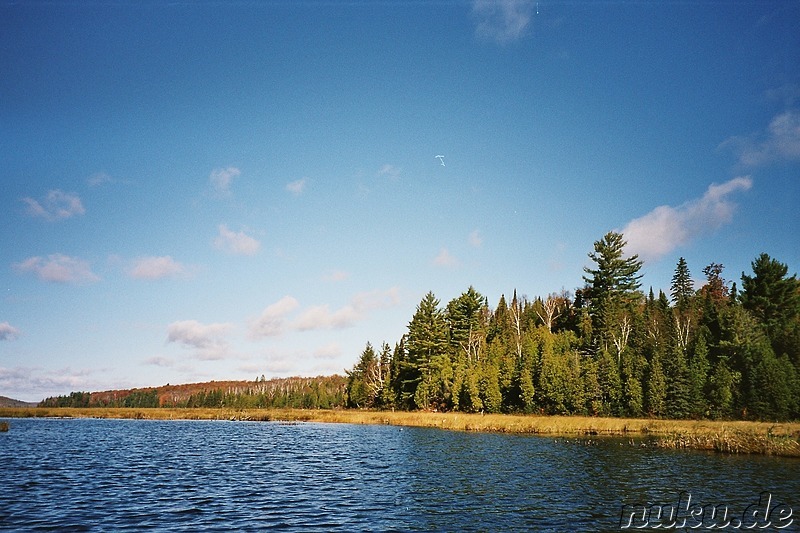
<box><xmin>1</xmin><ymin>418</ymin><xmax>798</xmax><ymax>531</ymax></box>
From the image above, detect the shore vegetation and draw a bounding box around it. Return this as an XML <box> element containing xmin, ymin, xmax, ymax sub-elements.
<box><xmin>1</xmin><ymin>407</ymin><xmax>798</xmax><ymax>457</ymax></box>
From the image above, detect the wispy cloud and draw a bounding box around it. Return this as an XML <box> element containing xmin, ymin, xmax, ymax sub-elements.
<box><xmin>620</xmin><ymin>177</ymin><xmax>753</xmax><ymax>263</ymax></box>
<box><xmin>213</xmin><ymin>224</ymin><xmax>261</xmax><ymax>256</ymax></box>
<box><xmin>249</xmin><ymin>288</ymin><xmax>400</xmax><ymax>338</ymax></box>
<box><xmin>351</xmin><ymin>287</ymin><xmax>400</xmax><ymax>313</ymax></box>
<box><xmin>286</xmin><ymin>178</ymin><xmax>307</xmax><ymax>195</ymax></box>
<box><xmin>142</xmin><ymin>356</ymin><xmax>174</xmax><ymax>368</ymax></box>
<box><xmin>721</xmin><ymin>110</ymin><xmax>800</xmax><ymax>166</ymax></box>
<box><xmin>249</xmin><ymin>296</ymin><xmax>300</xmax><ymax>338</ymax></box>
<box><xmin>313</xmin><ymin>342</ymin><xmax>342</xmax><ymax>360</ymax></box>
<box><xmin>0</xmin><ymin>365</ymin><xmax>96</xmax><ymax>402</ymax></box>
<box><xmin>377</xmin><ymin>164</ymin><xmax>401</xmax><ymax>180</ymax></box>
<box><xmin>322</xmin><ymin>270</ymin><xmax>350</xmax><ymax>282</ymax></box>
<box><xmin>22</xmin><ymin>190</ymin><xmax>85</xmax><ymax>221</ymax></box>
<box><xmin>209</xmin><ymin>167</ymin><xmax>240</xmax><ymax>196</ymax></box>
<box><xmin>13</xmin><ymin>254</ymin><xmax>100</xmax><ymax>284</ymax></box>
<box><xmin>433</xmin><ymin>247</ymin><xmax>460</xmax><ymax>268</ymax></box>
<box><xmin>87</xmin><ymin>172</ymin><xmax>113</xmax><ymax>187</ymax></box>
<box><xmin>0</xmin><ymin>322</ymin><xmax>21</xmax><ymax>341</ymax></box>
<box><xmin>472</xmin><ymin>0</ymin><xmax>534</xmax><ymax>44</ymax></box>
<box><xmin>128</xmin><ymin>256</ymin><xmax>188</xmax><ymax>280</ymax></box>
<box><xmin>166</xmin><ymin>320</ymin><xmax>235</xmax><ymax>360</ymax></box>
<box><xmin>293</xmin><ymin>305</ymin><xmax>361</xmax><ymax>331</ymax></box>
<box><xmin>468</xmin><ymin>229</ymin><xmax>483</xmax><ymax>247</ymax></box>
<box><xmin>292</xmin><ymin>288</ymin><xmax>400</xmax><ymax>332</ymax></box>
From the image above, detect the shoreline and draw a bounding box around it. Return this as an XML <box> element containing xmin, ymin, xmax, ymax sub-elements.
<box><xmin>2</xmin><ymin>407</ymin><xmax>799</xmax><ymax>457</ymax></box>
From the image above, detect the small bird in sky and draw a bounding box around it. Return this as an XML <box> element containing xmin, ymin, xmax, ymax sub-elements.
<box><xmin>435</xmin><ymin>155</ymin><xmax>445</xmax><ymax>166</ymax></box>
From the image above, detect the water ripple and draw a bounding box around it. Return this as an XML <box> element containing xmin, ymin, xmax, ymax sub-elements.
<box><xmin>1</xmin><ymin>418</ymin><xmax>798</xmax><ymax>531</ymax></box>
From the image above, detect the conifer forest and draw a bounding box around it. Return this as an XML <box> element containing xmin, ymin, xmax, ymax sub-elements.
<box><xmin>346</xmin><ymin>232</ymin><xmax>800</xmax><ymax>421</ymax></box>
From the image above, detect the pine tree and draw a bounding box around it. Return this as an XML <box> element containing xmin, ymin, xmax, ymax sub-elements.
<box><xmin>707</xmin><ymin>358</ymin><xmax>738</xmax><ymax>419</ymax></box>
<box><xmin>405</xmin><ymin>292</ymin><xmax>450</xmax><ymax>409</ymax></box>
<box><xmin>446</xmin><ymin>286</ymin><xmax>488</xmax><ymax>365</ymax></box>
<box><xmin>664</xmin><ymin>343</ymin><xmax>692</xmax><ymax>418</ymax></box>
<box><xmin>596</xmin><ymin>348</ymin><xmax>623</xmax><ymax>415</ymax></box>
<box><xmin>582</xmin><ymin>231</ymin><xmax>643</xmax><ymax>353</ymax></box>
<box><xmin>644</xmin><ymin>347</ymin><xmax>667</xmax><ymax>417</ymax></box>
<box><xmin>741</xmin><ymin>253</ymin><xmax>800</xmax><ymax>362</ymax></box>
<box><xmin>687</xmin><ymin>336</ymin><xmax>710</xmax><ymax>417</ymax></box>
<box><xmin>671</xmin><ymin>257</ymin><xmax>694</xmax><ymax>310</ymax></box>
<box><xmin>479</xmin><ymin>355</ymin><xmax>503</xmax><ymax>413</ymax></box>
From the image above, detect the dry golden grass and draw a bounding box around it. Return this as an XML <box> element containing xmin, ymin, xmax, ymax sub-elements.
<box><xmin>1</xmin><ymin>407</ymin><xmax>798</xmax><ymax>456</ymax></box>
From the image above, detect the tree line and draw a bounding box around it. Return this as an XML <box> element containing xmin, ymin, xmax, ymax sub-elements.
<box><xmin>346</xmin><ymin>232</ymin><xmax>800</xmax><ymax>421</ymax></box>
<box><xmin>40</xmin><ymin>376</ymin><xmax>347</xmax><ymax>410</ymax></box>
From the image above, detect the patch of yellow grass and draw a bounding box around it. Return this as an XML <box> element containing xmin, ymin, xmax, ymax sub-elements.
<box><xmin>1</xmin><ymin>407</ymin><xmax>798</xmax><ymax>456</ymax></box>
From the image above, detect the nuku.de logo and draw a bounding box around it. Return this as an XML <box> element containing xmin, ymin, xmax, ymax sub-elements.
<box><xmin>620</xmin><ymin>491</ymin><xmax>794</xmax><ymax>530</ymax></box>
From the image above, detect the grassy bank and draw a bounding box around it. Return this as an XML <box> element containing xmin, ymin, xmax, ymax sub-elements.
<box><xmin>2</xmin><ymin>407</ymin><xmax>799</xmax><ymax>457</ymax></box>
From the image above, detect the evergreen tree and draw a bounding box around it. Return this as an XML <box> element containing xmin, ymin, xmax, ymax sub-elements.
<box><xmin>405</xmin><ymin>292</ymin><xmax>449</xmax><ymax>409</ymax></box>
<box><xmin>663</xmin><ymin>343</ymin><xmax>692</xmax><ymax>418</ymax></box>
<box><xmin>596</xmin><ymin>348</ymin><xmax>623</xmax><ymax>415</ymax></box>
<box><xmin>670</xmin><ymin>257</ymin><xmax>694</xmax><ymax>310</ymax></box>
<box><xmin>479</xmin><ymin>354</ymin><xmax>503</xmax><ymax>413</ymax></box>
<box><xmin>741</xmin><ymin>253</ymin><xmax>800</xmax><ymax>362</ymax></box>
<box><xmin>746</xmin><ymin>340</ymin><xmax>785</xmax><ymax>420</ymax></box>
<box><xmin>345</xmin><ymin>342</ymin><xmax>378</xmax><ymax>408</ymax></box>
<box><xmin>644</xmin><ymin>347</ymin><xmax>667</xmax><ymax>417</ymax></box>
<box><xmin>446</xmin><ymin>287</ymin><xmax>488</xmax><ymax>364</ymax></box>
<box><xmin>389</xmin><ymin>339</ymin><xmax>406</xmax><ymax>408</ymax></box>
<box><xmin>707</xmin><ymin>358</ymin><xmax>738</xmax><ymax>419</ymax></box>
<box><xmin>621</xmin><ymin>351</ymin><xmax>645</xmax><ymax>417</ymax></box>
<box><xmin>581</xmin><ymin>357</ymin><xmax>603</xmax><ymax>415</ymax></box>
<box><xmin>687</xmin><ymin>336</ymin><xmax>710</xmax><ymax>417</ymax></box>
<box><xmin>582</xmin><ymin>232</ymin><xmax>643</xmax><ymax>353</ymax></box>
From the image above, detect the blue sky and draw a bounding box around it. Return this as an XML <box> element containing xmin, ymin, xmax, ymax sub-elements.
<box><xmin>2</xmin><ymin>1</ymin><xmax>799</xmax><ymax>402</ymax></box>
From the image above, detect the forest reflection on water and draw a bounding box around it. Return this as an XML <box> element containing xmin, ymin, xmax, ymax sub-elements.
<box><xmin>1</xmin><ymin>418</ymin><xmax>798</xmax><ymax>531</ymax></box>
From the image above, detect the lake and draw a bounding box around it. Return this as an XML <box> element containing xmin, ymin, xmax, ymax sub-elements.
<box><xmin>1</xmin><ymin>418</ymin><xmax>798</xmax><ymax>531</ymax></box>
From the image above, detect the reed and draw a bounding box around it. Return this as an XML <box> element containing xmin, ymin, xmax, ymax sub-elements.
<box><xmin>1</xmin><ymin>407</ymin><xmax>798</xmax><ymax>456</ymax></box>
<box><xmin>0</xmin><ymin>421</ymin><xmax>9</xmax><ymax>432</ymax></box>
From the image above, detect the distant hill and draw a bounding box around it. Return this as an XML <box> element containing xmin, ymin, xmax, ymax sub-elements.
<box><xmin>0</xmin><ymin>396</ymin><xmax>38</xmax><ymax>408</ymax></box>
<box><xmin>39</xmin><ymin>375</ymin><xmax>348</xmax><ymax>409</ymax></box>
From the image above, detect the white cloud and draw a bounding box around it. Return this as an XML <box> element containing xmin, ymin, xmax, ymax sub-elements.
<box><xmin>249</xmin><ymin>296</ymin><xmax>300</xmax><ymax>338</ymax></box>
<box><xmin>377</xmin><ymin>164</ymin><xmax>401</xmax><ymax>180</ymax></box>
<box><xmin>142</xmin><ymin>356</ymin><xmax>175</xmax><ymax>368</ymax></box>
<box><xmin>472</xmin><ymin>0</ymin><xmax>534</xmax><ymax>44</ymax></box>
<box><xmin>0</xmin><ymin>322</ymin><xmax>21</xmax><ymax>341</ymax></box>
<box><xmin>249</xmin><ymin>288</ymin><xmax>400</xmax><ymax>338</ymax></box>
<box><xmin>14</xmin><ymin>254</ymin><xmax>100</xmax><ymax>284</ymax></box>
<box><xmin>620</xmin><ymin>176</ymin><xmax>753</xmax><ymax>263</ymax></box>
<box><xmin>293</xmin><ymin>304</ymin><xmax>361</xmax><ymax>331</ymax></box>
<box><xmin>213</xmin><ymin>224</ymin><xmax>261</xmax><ymax>256</ymax></box>
<box><xmin>313</xmin><ymin>342</ymin><xmax>342</xmax><ymax>360</ymax></box>
<box><xmin>209</xmin><ymin>167</ymin><xmax>240</xmax><ymax>196</ymax></box>
<box><xmin>469</xmin><ymin>229</ymin><xmax>483</xmax><ymax>247</ymax></box>
<box><xmin>0</xmin><ymin>365</ymin><xmax>96</xmax><ymax>402</ymax></box>
<box><xmin>322</xmin><ymin>270</ymin><xmax>350</xmax><ymax>282</ymax></box>
<box><xmin>433</xmin><ymin>247</ymin><xmax>460</xmax><ymax>267</ymax></box>
<box><xmin>293</xmin><ymin>287</ymin><xmax>400</xmax><ymax>331</ymax></box>
<box><xmin>22</xmin><ymin>190</ymin><xmax>85</xmax><ymax>221</ymax></box>
<box><xmin>166</xmin><ymin>320</ymin><xmax>235</xmax><ymax>360</ymax></box>
<box><xmin>128</xmin><ymin>256</ymin><xmax>187</xmax><ymax>280</ymax></box>
<box><xmin>286</xmin><ymin>178</ymin><xmax>307</xmax><ymax>195</ymax></box>
<box><xmin>351</xmin><ymin>287</ymin><xmax>400</xmax><ymax>313</ymax></box>
<box><xmin>721</xmin><ymin>110</ymin><xmax>800</xmax><ymax>166</ymax></box>
<box><xmin>87</xmin><ymin>172</ymin><xmax>113</xmax><ymax>187</ymax></box>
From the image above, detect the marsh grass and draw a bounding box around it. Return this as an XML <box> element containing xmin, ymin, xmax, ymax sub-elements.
<box><xmin>1</xmin><ymin>407</ymin><xmax>798</xmax><ymax>456</ymax></box>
